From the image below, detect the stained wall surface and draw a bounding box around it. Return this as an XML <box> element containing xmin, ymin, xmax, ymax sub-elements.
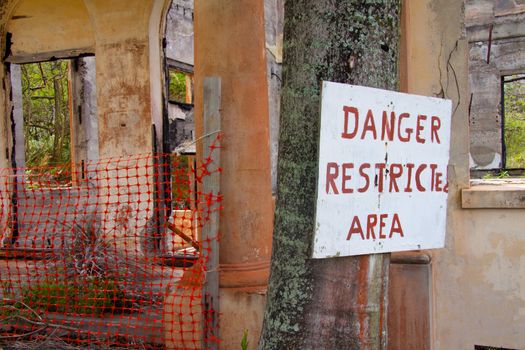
<box><xmin>0</xmin><ymin>1</ymin><xmax>524</xmax><ymax>349</ymax></box>
<box><xmin>193</xmin><ymin>0</ymin><xmax>525</xmax><ymax>349</ymax></box>
<box><xmin>0</xmin><ymin>0</ymin><xmax>172</xmax><ymax>254</ymax></box>
<box><xmin>7</xmin><ymin>0</ymin><xmax>95</xmax><ymax>62</ymax></box>
<box><xmin>403</xmin><ymin>0</ymin><xmax>525</xmax><ymax>349</ymax></box>
<box><xmin>1</xmin><ymin>0</ymin><xmax>170</xmax><ymax>159</ymax></box>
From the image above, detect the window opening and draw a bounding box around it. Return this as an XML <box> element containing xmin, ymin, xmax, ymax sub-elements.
<box><xmin>162</xmin><ymin>1</ymin><xmax>197</xmax><ymax>252</ymax></box>
<box><xmin>168</xmin><ymin>66</ymin><xmax>193</xmax><ymax>105</ymax></box>
<box><xmin>21</xmin><ymin>59</ymin><xmax>73</xmax><ymax>187</ymax></box>
<box><xmin>502</xmin><ymin>74</ymin><xmax>525</xmax><ymax>171</ymax></box>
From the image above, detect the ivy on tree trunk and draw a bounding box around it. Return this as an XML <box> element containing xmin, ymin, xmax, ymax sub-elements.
<box><xmin>259</xmin><ymin>1</ymin><xmax>400</xmax><ymax>349</ymax></box>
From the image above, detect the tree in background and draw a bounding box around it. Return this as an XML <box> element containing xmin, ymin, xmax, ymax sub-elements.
<box><xmin>259</xmin><ymin>1</ymin><xmax>400</xmax><ymax>349</ymax></box>
<box><xmin>504</xmin><ymin>76</ymin><xmax>525</xmax><ymax>169</ymax></box>
<box><xmin>21</xmin><ymin>61</ymin><xmax>71</xmax><ymax>169</ymax></box>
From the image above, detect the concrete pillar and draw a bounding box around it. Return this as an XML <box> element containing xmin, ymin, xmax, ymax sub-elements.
<box><xmin>84</xmin><ymin>0</ymin><xmax>155</xmax><ymax>159</ymax></box>
<box><xmin>83</xmin><ymin>0</ymin><xmax>160</xmax><ymax>254</ymax></box>
<box><xmin>194</xmin><ymin>1</ymin><xmax>274</xmax><ymax>348</ymax></box>
<box><xmin>70</xmin><ymin>57</ymin><xmax>99</xmax><ymax>184</ymax></box>
<box><xmin>79</xmin><ymin>57</ymin><xmax>99</xmax><ymax>163</ymax></box>
<box><xmin>10</xmin><ymin>64</ymin><xmax>25</xmax><ymax>169</ymax></box>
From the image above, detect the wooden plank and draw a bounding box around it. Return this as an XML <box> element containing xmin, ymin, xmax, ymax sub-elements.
<box><xmin>0</xmin><ymin>247</ymin><xmax>54</xmax><ymax>260</ymax></box>
<box><xmin>201</xmin><ymin>76</ymin><xmax>221</xmax><ymax>349</ymax></box>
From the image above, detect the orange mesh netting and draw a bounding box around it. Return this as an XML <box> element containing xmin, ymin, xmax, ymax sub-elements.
<box><xmin>0</xmin><ymin>136</ymin><xmax>221</xmax><ymax>349</ymax></box>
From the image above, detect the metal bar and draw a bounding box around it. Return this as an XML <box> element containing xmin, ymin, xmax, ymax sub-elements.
<box><xmin>501</xmin><ymin>76</ymin><xmax>506</xmax><ymax>169</ymax></box>
<box><xmin>151</xmin><ymin>124</ymin><xmax>163</xmax><ymax>252</ymax></box>
<box><xmin>486</xmin><ymin>24</ymin><xmax>493</xmax><ymax>64</ymax></box>
<box><xmin>468</xmin><ymin>92</ymin><xmax>473</xmax><ymax>120</ymax></box>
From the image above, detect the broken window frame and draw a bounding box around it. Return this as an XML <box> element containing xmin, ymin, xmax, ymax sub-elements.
<box><xmin>9</xmin><ymin>54</ymin><xmax>97</xmax><ymax>188</ymax></box>
<box><xmin>166</xmin><ymin>58</ymin><xmax>194</xmax><ymax>107</ymax></box>
<box><xmin>15</xmin><ymin>59</ymin><xmax>74</xmax><ymax>188</ymax></box>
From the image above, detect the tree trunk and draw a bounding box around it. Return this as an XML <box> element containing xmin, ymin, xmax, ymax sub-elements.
<box><xmin>259</xmin><ymin>1</ymin><xmax>400</xmax><ymax>349</ymax></box>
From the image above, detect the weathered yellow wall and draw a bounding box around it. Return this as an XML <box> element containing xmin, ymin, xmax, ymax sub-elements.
<box><xmin>0</xmin><ymin>0</ymin><xmax>170</xmax><ymax>252</ymax></box>
<box><xmin>193</xmin><ymin>0</ymin><xmax>525</xmax><ymax>349</ymax></box>
<box><xmin>404</xmin><ymin>1</ymin><xmax>525</xmax><ymax>349</ymax></box>
<box><xmin>7</xmin><ymin>0</ymin><xmax>94</xmax><ymax>62</ymax></box>
<box><xmin>2</xmin><ymin>0</ymin><xmax>166</xmax><ymax>159</ymax></box>
<box><xmin>0</xmin><ymin>0</ymin><xmax>523</xmax><ymax>349</ymax></box>
<box><xmin>83</xmin><ymin>0</ymin><xmax>155</xmax><ymax>158</ymax></box>
<box><xmin>434</xmin><ymin>209</ymin><xmax>525</xmax><ymax>348</ymax></box>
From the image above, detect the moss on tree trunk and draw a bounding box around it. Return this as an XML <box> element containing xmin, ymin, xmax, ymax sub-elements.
<box><xmin>259</xmin><ymin>1</ymin><xmax>400</xmax><ymax>349</ymax></box>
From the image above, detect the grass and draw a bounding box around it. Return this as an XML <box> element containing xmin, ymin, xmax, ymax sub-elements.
<box><xmin>241</xmin><ymin>329</ymin><xmax>249</xmax><ymax>350</ymax></box>
<box><xmin>20</xmin><ymin>278</ymin><xmax>133</xmax><ymax>316</ymax></box>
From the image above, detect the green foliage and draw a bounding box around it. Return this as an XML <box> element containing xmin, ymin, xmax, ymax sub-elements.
<box><xmin>482</xmin><ymin>170</ymin><xmax>510</xmax><ymax>179</ymax></box>
<box><xmin>168</xmin><ymin>69</ymin><xmax>189</xmax><ymax>103</ymax></box>
<box><xmin>0</xmin><ymin>281</ymin><xmax>13</xmax><ymax>297</ymax></box>
<box><xmin>504</xmin><ymin>76</ymin><xmax>525</xmax><ymax>169</ymax></box>
<box><xmin>21</xmin><ymin>61</ymin><xmax>71</xmax><ymax>171</ymax></box>
<box><xmin>21</xmin><ymin>278</ymin><xmax>133</xmax><ymax>316</ymax></box>
<box><xmin>241</xmin><ymin>329</ymin><xmax>249</xmax><ymax>350</ymax></box>
<box><xmin>171</xmin><ymin>154</ymin><xmax>192</xmax><ymax>209</ymax></box>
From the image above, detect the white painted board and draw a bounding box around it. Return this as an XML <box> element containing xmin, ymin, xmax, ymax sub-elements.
<box><xmin>313</xmin><ymin>82</ymin><xmax>452</xmax><ymax>258</ymax></box>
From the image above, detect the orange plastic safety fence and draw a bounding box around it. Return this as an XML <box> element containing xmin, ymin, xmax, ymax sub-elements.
<box><xmin>0</xmin><ymin>136</ymin><xmax>221</xmax><ymax>349</ymax></box>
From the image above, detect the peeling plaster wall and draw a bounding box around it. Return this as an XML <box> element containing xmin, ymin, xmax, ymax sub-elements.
<box><xmin>70</xmin><ymin>57</ymin><xmax>98</xmax><ymax>178</ymax></box>
<box><xmin>0</xmin><ymin>0</ymin><xmax>523</xmax><ymax>348</ymax></box>
<box><xmin>6</xmin><ymin>0</ymin><xmax>95</xmax><ymax>62</ymax></box>
<box><xmin>83</xmin><ymin>0</ymin><xmax>167</xmax><ymax>253</ymax></box>
<box><xmin>404</xmin><ymin>1</ymin><xmax>525</xmax><ymax>349</ymax></box>
<box><xmin>466</xmin><ymin>0</ymin><xmax>525</xmax><ymax>42</ymax></box>
<box><xmin>434</xmin><ymin>208</ymin><xmax>525</xmax><ymax>349</ymax></box>
<box><xmin>0</xmin><ymin>0</ymin><xmax>171</xmax><ymax>254</ymax></box>
<box><xmin>2</xmin><ymin>0</ymin><xmax>165</xmax><ymax>159</ymax></box>
<box><xmin>84</xmin><ymin>0</ymin><xmax>155</xmax><ymax>158</ymax></box>
<box><xmin>463</xmin><ymin>9</ymin><xmax>525</xmax><ymax>342</ymax></box>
